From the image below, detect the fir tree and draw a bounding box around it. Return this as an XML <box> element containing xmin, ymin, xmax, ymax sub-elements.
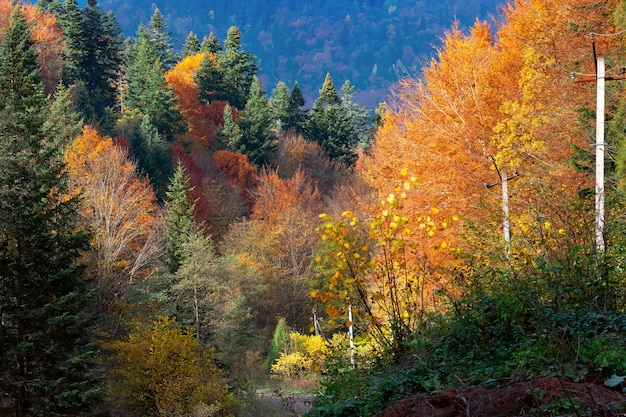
<box><xmin>306</xmin><ymin>74</ymin><xmax>358</xmax><ymax>165</ymax></box>
<box><xmin>164</xmin><ymin>163</ymin><xmax>198</xmax><ymax>274</ymax></box>
<box><xmin>287</xmin><ymin>81</ymin><xmax>307</xmax><ymax>134</ymax></box>
<box><xmin>43</xmin><ymin>83</ymin><xmax>84</xmax><ymax>151</ymax></box>
<box><xmin>201</xmin><ymin>32</ymin><xmax>222</xmax><ymax>54</ymax></box>
<box><xmin>0</xmin><ymin>8</ymin><xmax>100</xmax><ymax>415</ymax></box>
<box><xmin>182</xmin><ymin>31</ymin><xmax>201</xmax><ymax>58</ymax></box>
<box><xmin>194</xmin><ymin>54</ymin><xmax>226</xmax><ymax>105</ymax></box>
<box><xmin>217</xmin><ymin>26</ymin><xmax>259</xmax><ymax>110</ymax></box>
<box><xmin>270</xmin><ymin>81</ymin><xmax>291</xmax><ymax>130</ymax></box>
<box><xmin>237</xmin><ymin>77</ymin><xmax>277</xmax><ymax>168</ymax></box>
<box><xmin>217</xmin><ymin>103</ymin><xmax>243</xmax><ymax>150</ymax></box>
<box><xmin>125</xmin><ymin>24</ymin><xmax>182</xmax><ymax>138</ymax></box>
<box><xmin>130</xmin><ymin>115</ymin><xmax>173</xmax><ymax>201</ymax></box>
<box><xmin>147</xmin><ymin>7</ymin><xmax>178</xmax><ymax>68</ymax></box>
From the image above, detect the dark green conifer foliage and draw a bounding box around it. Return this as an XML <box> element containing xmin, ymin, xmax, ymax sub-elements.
<box><xmin>147</xmin><ymin>7</ymin><xmax>178</xmax><ymax>68</ymax></box>
<box><xmin>270</xmin><ymin>81</ymin><xmax>291</xmax><ymax>129</ymax></box>
<box><xmin>201</xmin><ymin>32</ymin><xmax>222</xmax><ymax>54</ymax></box>
<box><xmin>194</xmin><ymin>55</ymin><xmax>226</xmax><ymax>104</ymax></box>
<box><xmin>182</xmin><ymin>32</ymin><xmax>201</xmax><ymax>58</ymax></box>
<box><xmin>217</xmin><ymin>26</ymin><xmax>259</xmax><ymax>110</ymax></box>
<box><xmin>287</xmin><ymin>81</ymin><xmax>307</xmax><ymax>133</ymax></box>
<box><xmin>130</xmin><ymin>115</ymin><xmax>173</xmax><ymax>201</ymax></box>
<box><xmin>237</xmin><ymin>77</ymin><xmax>277</xmax><ymax>168</ymax></box>
<box><xmin>306</xmin><ymin>73</ymin><xmax>359</xmax><ymax>165</ymax></box>
<box><xmin>125</xmin><ymin>25</ymin><xmax>182</xmax><ymax>138</ymax></box>
<box><xmin>0</xmin><ymin>9</ymin><xmax>100</xmax><ymax>416</ymax></box>
<box><xmin>43</xmin><ymin>83</ymin><xmax>84</xmax><ymax>151</ymax></box>
<box><xmin>56</xmin><ymin>0</ymin><xmax>87</xmax><ymax>85</ymax></box>
<box><xmin>217</xmin><ymin>103</ymin><xmax>243</xmax><ymax>150</ymax></box>
<box><xmin>164</xmin><ymin>164</ymin><xmax>198</xmax><ymax>274</ymax></box>
<box><xmin>78</xmin><ymin>0</ymin><xmax>124</xmax><ymax>123</ymax></box>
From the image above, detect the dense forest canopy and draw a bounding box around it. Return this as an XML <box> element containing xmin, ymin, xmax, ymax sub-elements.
<box><xmin>3</xmin><ymin>0</ymin><xmax>626</xmax><ymax>416</ymax></box>
<box><xmin>93</xmin><ymin>0</ymin><xmax>502</xmax><ymax>106</ymax></box>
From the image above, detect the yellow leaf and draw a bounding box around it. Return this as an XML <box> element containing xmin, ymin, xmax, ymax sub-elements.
<box><xmin>431</xmin><ymin>207</ymin><xmax>440</xmax><ymax>214</ymax></box>
<box><xmin>400</xmin><ymin>167</ymin><xmax>408</xmax><ymax>176</ymax></box>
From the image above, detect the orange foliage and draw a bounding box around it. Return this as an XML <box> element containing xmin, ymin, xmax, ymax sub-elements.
<box><xmin>0</xmin><ymin>1</ymin><xmax>64</xmax><ymax>94</ymax></box>
<box><xmin>165</xmin><ymin>53</ymin><xmax>225</xmax><ymax>151</ymax></box>
<box><xmin>212</xmin><ymin>150</ymin><xmax>259</xmax><ymax>210</ymax></box>
<box><xmin>359</xmin><ymin>0</ymin><xmax>623</xmax><ymax>262</ymax></box>
<box><xmin>64</xmin><ymin>126</ymin><xmax>163</xmax><ymax>314</ymax></box>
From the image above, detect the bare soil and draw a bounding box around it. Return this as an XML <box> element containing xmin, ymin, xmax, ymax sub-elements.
<box><xmin>376</xmin><ymin>376</ymin><xmax>626</xmax><ymax>417</ymax></box>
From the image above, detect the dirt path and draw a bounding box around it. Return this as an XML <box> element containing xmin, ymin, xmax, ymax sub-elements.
<box><xmin>254</xmin><ymin>389</ymin><xmax>313</xmax><ymax>416</ymax></box>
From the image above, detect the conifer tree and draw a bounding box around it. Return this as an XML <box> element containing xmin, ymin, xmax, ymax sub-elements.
<box><xmin>194</xmin><ymin>54</ymin><xmax>226</xmax><ymax>104</ymax></box>
<box><xmin>270</xmin><ymin>81</ymin><xmax>291</xmax><ymax>130</ymax></box>
<box><xmin>43</xmin><ymin>83</ymin><xmax>84</xmax><ymax>151</ymax></box>
<box><xmin>287</xmin><ymin>81</ymin><xmax>307</xmax><ymax>134</ymax></box>
<box><xmin>201</xmin><ymin>31</ymin><xmax>222</xmax><ymax>54</ymax></box>
<box><xmin>147</xmin><ymin>7</ymin><xmax>178</xmax><ymax>68</ymax></box>
<box><xmin>164</xmin><ymin>163</ymin><xmax>198</xmax><ymax>274</ymax></box>
<box><xmin>217</xmin><ymin>103</ymin><xmax>243</xmax><ymax>150</ymax></box>
<box><xmin>182</xmin><ymin>31</ymin><xmax>201</xmax><ymax>57</ymax></box>
<box><xmin>237</xmin><ymin>77</ymin><xmax>277</xmax><ymax>168</ymax></box>
<box><xmin>0</xmin><ymin>8</ymin><xmax>100</xmax><ymax>415</ymax></box>
<box><xmin>217</xmin><ymin>26</ymin><xmax>259</xmax><ymax>110</ymax></box>
<box><xmin>306</xmin><ymin>73</ymin><xmax>358</xmax><ymax>165</ymax></box>
<box><xmin>125</xmin><ymin>24</ymin><xmax>182</xmax><ymax>138</ymax></box>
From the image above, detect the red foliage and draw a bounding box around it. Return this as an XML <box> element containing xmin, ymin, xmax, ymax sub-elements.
<box><xmin>212</xmin><ymin>150</ymin><xmax>259</xmax><ymax>210</ymax></box>
<box><xmin>0</xmin><ymin>1</ymin><xmax>64</xmax><ymax>94</ymax></box>
<box><xmin>170</xmin><ymin>143</ymin><xmax>213</xmax><ymax>228</ymax></box>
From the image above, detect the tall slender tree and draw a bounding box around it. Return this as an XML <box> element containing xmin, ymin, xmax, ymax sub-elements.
<box><xmin>217</xmin><ymin>26</ymin><xmax>259</xmax><ymax>110</ymax></box>
<box><xmin>147</xmin><ymin>7</ymin><xmax>178</xmax><ymax>68</ymax></box>
<box><xmin>182</xmin><ymin>31</ymin><xmax>201</xmax><ymax>58</ymax></box>
<box><xmin>0</xmin><ymin>8</ymin><xmax>100</xmax><ymax>415</ymax></box>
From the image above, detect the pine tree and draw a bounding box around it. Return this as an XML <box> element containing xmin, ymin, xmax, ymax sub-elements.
<box><xmin>0</xmin><ymin>8</ymin><xmax>100</xmax><ymax>415</ymax></box>
<box><xmin>164</xmin><ymin>163</ymin><xmax>198</xmax><ymax>274</ymax></box>
<box><xmin>217</xmin><ymin>26</ymin><xmax>259</xmax><ymax>110</ymax></box>
<box><xmin>237</xmin><ymin>77</ymin><xmax>277</xmax><ymax>168</ymax></box>
<box><xmin>182</xmin><ymin>31</ymin><xmax>201</xmax><ymax>58</ymax></box>
<box><xmin>340</xmin><ymin>80</ymin><xmax>372</xmax><ymax>149</ymax></box>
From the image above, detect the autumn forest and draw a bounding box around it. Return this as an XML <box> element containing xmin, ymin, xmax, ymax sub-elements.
<box><xmin>2</xmin><ymin>0</ymin><xmax>626</xmax><ymax>416</ymax></box>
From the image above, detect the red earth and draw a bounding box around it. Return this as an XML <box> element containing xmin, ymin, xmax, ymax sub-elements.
<box><xmin>376</xmin><ymin>376</ymin><xmax>626</xmax><ymax>417</ymax></box>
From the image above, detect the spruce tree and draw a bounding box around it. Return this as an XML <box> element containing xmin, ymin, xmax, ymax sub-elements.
<box><xmin>125</xmin><ymin>24</ymin><xmax>182</xmax><ymax>138</ymax></box>
<box><xmin>237</xmin><ymin>77</ymin><xmax>277</xmax><ymax>168</ymax></box>
<box><xmin>0</xmin><ymin>8</ymin><xmax>100</xmax><ymax>416</ymax></box>
<box><xmin>270</xmin><ymin>81</ymin><xmax>291</xmax><ymax>130</ymax></box>
<box><xmin>286</xmin><ymin>81</ymin><xmax>307</xmax><ymax>134</ymax></box>
<box><xmin>43</xmin><ymin>83</ymin><xmax>84</xmax><ymax>151</ymax></box>
<box><xmin>201</xmin><ymin>32</ymin><xmax>222</xmax><ymax>54</ymax></box>
<box><xmin>217</xmin><ymin>26</ymin><xmax>259</xmax><ymax>110</ymax></box>
<box><xmin>194</xmin><ymin>54</ymin><xmax>226</xmax><ymax>105</ymax></box>
<box><xmin>217</xmin><ymin>103</ymin><xmax>243</xmax><ymax>150</ymax></box>
<box><xmin>182</xmin><ymin>32</ymin><xmax>201</xmax><ymax>58</ymax></box>
<box><xmin>306</xmin><ymin>74</ymin><xmax>359</xmax><ymax>165</ymax></box>
<box><xmin>147</xmin><ymin>7</ymin><xmax>178</xmax><ymax>68</ymax></box>
<box><xmin>164</xmin><ymin>164</ymin><xmax>198</xmax><ymax>274</ymax></box>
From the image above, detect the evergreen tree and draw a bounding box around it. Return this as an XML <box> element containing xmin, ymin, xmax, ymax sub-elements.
<box><xmin>56</xmin><ymin>0</ymin><xmax>87</xmax><ymax>86</ymax></box>
<box><xmin>164</xmin><ymin>163</ymin><xmax>198</xmax><ymax>274</ymax></box>
<box><xmin>287</xmin><ymin>81</ymin><xmax>307</xmax><ymax>134</ymax></box>
<box><xmin>306</xmin><ymin>74</ymin><xmax>358</xmax><ymax>165</ymax></box>
<box><xmin>217</xmin><ymin>103</ymin><xmax>243</xmax><ymax>150</ymax></box>
<box><xmin>201</xmin><ymin>32</ymin><xmax>222</xmax><ymax>54</ymax></box>
<box><xmin>0</xmin><ymin>9</ymin><xmax>100</xmax><ymax>415</ymax></box>
<box><xmin>43</xmin><ymin>83</ymin><xmax>84</xmax><ymax>151</ymax></box>
<box><xmin>194</xmin><ymin>54</ymin><xmax>226</xmax><ymax>105</ymax></box>
<box><xmin>130</xmin><ymin>115</ymin><xmax>173</xmax><ymax>201</ymax></box>
<box><xmin>237</xmin><ymin>77</ymin><xmax>277</xmax><ymax>168</ymax></box>
<box><xmin>217</xmin><ymin>26</ymin><xmax>259</xmax><ymax>110</ymax></box>
<box><xmin>340</xmin><ymin>80</ymin><xmax>372</xmax><ymax>149</ymax></box>
<box><xmin>147</xmin><ymin>7</ymin><xmax>178</xmax><ymax>68</ymax></box>
<box><xmin>79</xmin><ymin>0</ymin><xmax>124</xmax><ymax>123</ymax></box>
<box><xmin>270</xmin><ymin>81</ymin><xmax>291</xmax><ymax>130</ymax></box>
<box><xmin>125</xmin><ymin>24</ymin><xmax>182</xmax><ymax>138</ymax></box>
<box><xmin>182</xmin><ymin>31</ymin><xmax>201</xmax><ymax>58</ymax></box>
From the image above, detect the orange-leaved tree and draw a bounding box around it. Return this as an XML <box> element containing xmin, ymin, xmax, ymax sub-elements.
<box><xmin>64</xmin><ymin>126</ymin><xmax>163</xmax><ymax>320</ymax></box>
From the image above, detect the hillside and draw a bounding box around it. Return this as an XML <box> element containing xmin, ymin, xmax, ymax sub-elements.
<box><xmin>99</xmin><ymin>0</ymin><xmax>504</xmax><ymax>107</ymax></box>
